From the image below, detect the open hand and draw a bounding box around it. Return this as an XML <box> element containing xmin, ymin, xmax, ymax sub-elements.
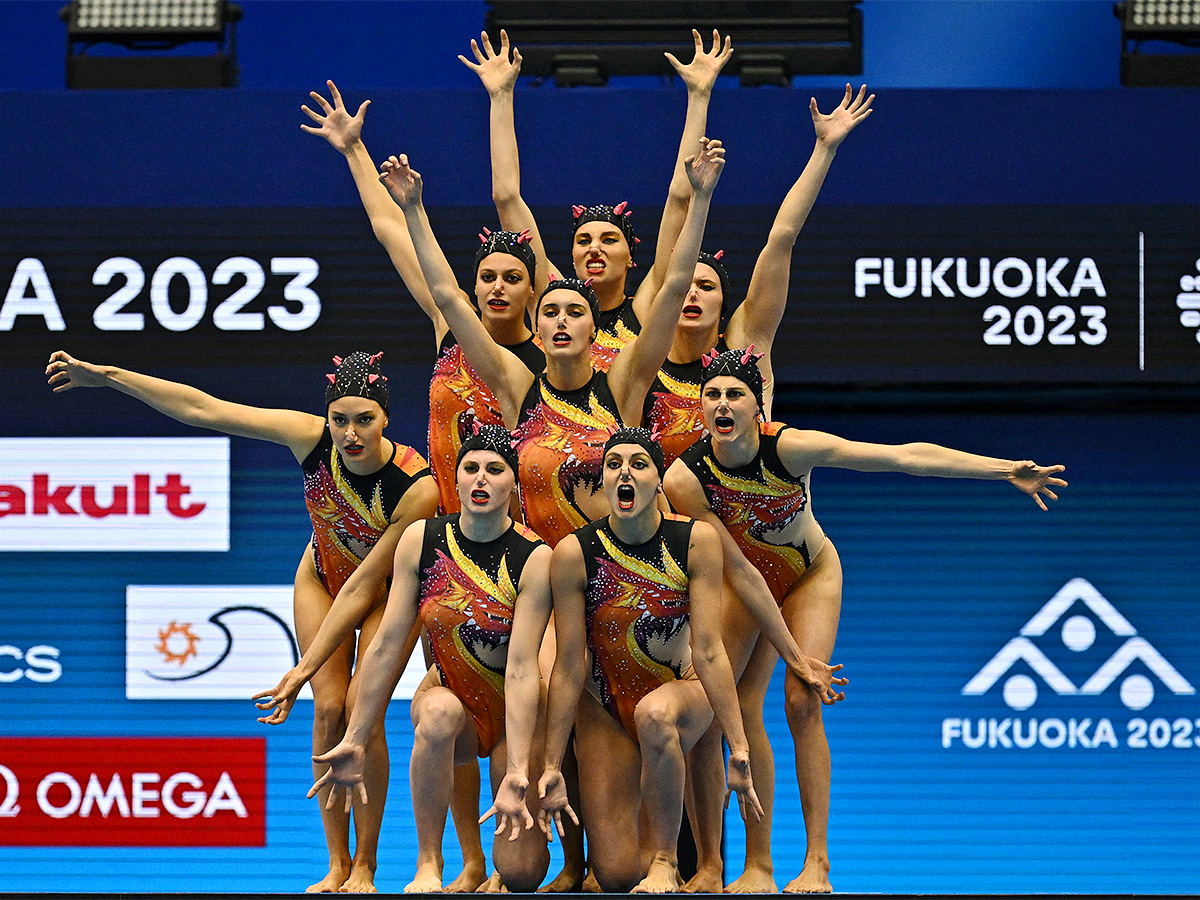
<box><xmin>46</xmin><ymin>351</ymin><xmax>106</xmax><ymax>391</ymax></box>
<box><xmin>1009</xmin><ymin>462</ymin><xmax>1067</xmax><ymax>511</ymax></box>
<box><xmin>459</xmin><ymin>29</ymin><xmax>522</xmax><ymax>96</ymax></box>
<box><xmin>480</xmin><ymin>772</ymin><xmax>537</xmax><ymax>843</ymax></box>
<box><xmin>535</xmin><ymin>769</ymin><xmax>579</xmax><ymax>843</ymax></box>
<box><xmin>811</xmin><ymin>83</ymin><xmax>874</xmax><ymax>151</ymax></box>
<box><xmin>301</xmin><ymin>79</ymin><xmax>370</xmax><ymax>155</ymax></box>
<box><xmin>723</xmin><ymin>749</ymin><xmax>764</xmax><ymax>823</ymax></box>
<box><xmin>252</xmin><ymin>668</ymin><xmax>305</xmax><ymax>725</ymax></box>
<box><xmin>308</xmin><ymin>741</ymin><xmax>367</xmax><ymax>814</ymax></box>
<box><xmin>664</xmin><ymin>28</ymin><xmax>733</xmax><ymax>95</ymax></box>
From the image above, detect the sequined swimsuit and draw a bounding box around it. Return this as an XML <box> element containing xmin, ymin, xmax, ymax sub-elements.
<box><xmin>590</xmin><ymin>297</ymin><xmax>641</xmax><ymax>372</ymax></box>
<box><xmin>428</xmin><ymin>332</ymin><xmax>544</xmax><ymax>514</ymax></box>
<box><xmin>574</xmin><ymin>514</ymin><xmax>695</xmax><ymax>737</ymax></box>
<box><xmin>513</xmin><ymin>371</ymin><xmax>627</xmax><ymax>548</ymax></box>
<box><xmin>302</xmin><ymin>430</ymin><xmax>431</xmax><ymax>596</ymax></box>
<box><xmin>679</xmin><ymin>422</ymin><xmax>822</xmax><ymax>605</ymax></box>
<box><xmin>417</xmin><ymin>515</ymin><xmax>544</xmax><ymax>756</ymax></box>
<box><xmin>646</xmin><ymin>339</ymin><xmax>727</xmax><ymax>470</ymax></box>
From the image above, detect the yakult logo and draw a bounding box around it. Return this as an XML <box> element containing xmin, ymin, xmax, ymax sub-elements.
<box><xmin>854</xmin><ymin>256</ymin><xmax>1106</xmax><ymax>299</ymax></box>
<box><xmin>0</xmin><ymin>438</ymin><xmax>228</xmax><ymax>551</ymax></box>
<box><xmin>0</xmin><ymin>737</ymin><xmax>264</xmax><ymax>846</ymax></box>
<box><xmin>943</xmin><ymin>578</ymin><xmax>1197</xmax><ymax>751</ymax></box>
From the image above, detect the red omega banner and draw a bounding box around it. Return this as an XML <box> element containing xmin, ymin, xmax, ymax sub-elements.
<box><xmin>0</xmin><ymin>737</ymin><xmax>265</xmax><ymax>846</ymax></box>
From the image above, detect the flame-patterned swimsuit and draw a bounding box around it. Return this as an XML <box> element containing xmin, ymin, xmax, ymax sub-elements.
<box><xmin>417</xmin><ymin>515</ymin><xmax>545</xmax><ymax>756</ymax></box>
<box><xmin>679</xmin><ymin>422</ymin><xmax>824</xmax><ymax>606</ymax></box>
<box><xmin>590</xmin><ymin>297</ymin><xmax>641</xmax><ymax>372</ymax></box>
<box><xmin>429</xmin><ymin>332</ymin><xmax>545</xmax><ymax>515</ymax></box>
<box><xmin>514</xmin><ymin>371</ymin><xmax>633</xmax><ymax>548</ymax></box>
<box><xmin>646</xmin><ymin>339</ymin><xmax>728</xmax><ymax>470</ymax></box>
<box><xmin>575</xmin><ymin>513</ymin><xmax>696</xmax><ymax>737</ymax></box>
<box><xmin>302</xmin><ymin>429</ymin><xmax>432</xmax><ymax>596</ymax></box>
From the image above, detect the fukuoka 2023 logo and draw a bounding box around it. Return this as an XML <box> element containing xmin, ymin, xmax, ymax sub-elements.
<box><xmin>943</xmin><ymin>578</ymin><xmax>1196</xmax><ymax>750</ymax></box>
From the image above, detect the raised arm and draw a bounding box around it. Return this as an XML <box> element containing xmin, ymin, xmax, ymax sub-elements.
<box><xmin>46</xmin><ymin>351</ymin><xmax>322</xmax><ymax>461</ymax></box>
<box><xmin>632</xmin><ymin>29</ymin><xmax>734</xmax><ymax>322</ymax></box>
<box><xmin>726</xmin><ymin>84</ymin><xmax>874</xmax><ymax>403</ymax></box>
<box><xmin>380</xmin><ymin>154</ymin><xmax>534</xmax><ymax>426</ymax></box>
<box><xmin>779</xmin><ymin>429</ymin><xmax>1068</xmax><ymax>511</ymax></box>
<box><xmin>461</xmin><ymin>30</ymin><xmax>560</xmax><ymax>306</ymax></box>
<box><xmin>307</xmin><ymin>521</ymin><xmax>426</xmax><ymax>811</ymax></box>
<box><xmin>480</xmin><ymin>543</ymin><xmax>553</xmax><ymax>841</ymax></box>
<box><xmin>254</xmin><ymin>476</ymin><xmax>439</xmax><ymax>725</ymax></box>
<box><xmin>685</xmin><ymin>520</ymin><xmax>763</xmax><ymax>823</ymax></box>
<box><xmin>536</xmin><ymin>536</ymin><xmax>588</xmax><ymax>841</ymax></box>
<box><xmin>663</xmin><ymin>462</ymin><xmax>846</xmax><ymax>703</ymax></box>
<box><xmin>611</xmin><ymin>138</ymin><xmax>724</xmax><ymax>424</ymax></box>
<box><xmin>302</xmin><ymin>81</ymin><xmax>442</xmax><ymax>337</ymax></box>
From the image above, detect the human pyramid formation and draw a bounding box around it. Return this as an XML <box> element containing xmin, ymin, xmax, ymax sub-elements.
<box><xmin>45</xmin><ymin>29</ymin><xmax>1067</xmax><ymax>895</ymax></box>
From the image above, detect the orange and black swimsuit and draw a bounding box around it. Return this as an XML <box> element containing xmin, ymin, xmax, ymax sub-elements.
<box><xmin>646</xmin><ymin>340</ymin><xmax>727</xmax><ymax>470</ymax></box>
<box><xmin>302</xmin><ymin>429</ymin><xmax>431</xmax><ymax>596</ymax></box>
<box><xmin>590</xmin><ymin>297</ymin><xmax>641</xmax><ymax>372</ymax></box>
<box><xmin>418</xmin><ymin>514</ymin><xmax>544</xmax><ymax>756</ymax></box>
<box><xmin>575</xmin><ymin>514</ymin><xmax>695</xmax><ymax>736</ymax></box>
<box><xmin>513</xmin><ymin>370</ymin><xmax>629</xmax><ymax>548</ymax></box>
<box><xmin>679</xmin><ymin>422</ymin><xmax>812</xmax><ymax>605</ymax></box>
<box><xmin>428</xmin><ymin>332</ymin><xmax>544</xmax><ymax>514</ymax></box>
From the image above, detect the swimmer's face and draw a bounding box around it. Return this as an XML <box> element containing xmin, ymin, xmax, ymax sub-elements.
<box><xmin>701</xmin><ymin>375</ymin><xmax>758</xmax><ymax>440</ymax></box>
<box><xmin>679</xmin><ymin>262</ymin><xmax>724</xmax><ymax>333</ymax></box>
<box><xmin>475</xmin><ymin>251</ymin><xmax>534</xmax><ymax>328</ymax></box>
<box><xmin>456</xmin><ymin>449</ymin><xmax>515</xmax><ymax>514</ymax></box>
<box><xmin>603</xmin><ymin>443</ymin><xmax>661</xmax><ymax>518</ymax></box>
<box><xmin>537</xmin><ymin>289</ymin><xmax>596</xmax><ymax>357</ymax></box>
<box><xmin>327</xmin><ymin>396</ymin><xmax>388</xmax><ymax>464</ymax></box>
<box><xmin>572</xmin><ymin>222</ymin><xmax>632</xmax><ymax>290</ymax></box>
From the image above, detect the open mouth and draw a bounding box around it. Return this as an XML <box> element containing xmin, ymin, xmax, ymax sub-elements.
<box><xmin>681</xmin><ymin>304</ymin><xmax>703</xmax><ymax>318</ymax></box>
<box><xmin>471</xmin><ymin>489</ymin><xmax>490</xmax><ymax>504</ymax></box>
<box><xmin>486</xmin><ymin>298</ymin><xmax>509</xmax><ymax>310</ymax></box>
<box><xmin>343</xmin><ymin>444</ymin><xmax>364</xmax><ymax>455</ymax></box>
<box><xmin>714</xmin><ymin>416</ymin><xmax>735</xmax><ymax>434</ymax></box>
<box><xmin>585</xmin><ymin>259</ymin><xmax>606</xmax><ymax>275</ymax></box>
<box><xmin>616</xmin><ymin>484</ymin><xmax>636</xmax><ymax>510</ymax></box>
<box><xmin>552</xmin><ymin>332</ymin><xmax>572</xmax><ymax>346</ymax></box>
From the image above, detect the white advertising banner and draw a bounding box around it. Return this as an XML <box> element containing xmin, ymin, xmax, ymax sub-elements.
<box><xmin>126</xmin><ymin>585</ymin><xmax>429</xmax><ymax>701</ymax></box>
<box><xmin>0</xmin><ymin>437</ymin><xmax>229</xmax><ymax>551</ymax></box>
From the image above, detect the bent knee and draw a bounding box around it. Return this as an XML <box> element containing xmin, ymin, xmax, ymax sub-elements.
<box><xmin>413</xmin><ymin>693</ymin><xmax>467</xmax><ymax>744</ymax></box>
<box><xmin>783</xmin><ymin>681</ymin><xmax>822</xmax><ymax>728</ymax></box>
<box><xmin>590</xmin><ymin>857</ymin><xmax>640</xmax><ymax>894</ymax></box>
<box><xmin>311</xmin><ymin>699</ymin><xmax>346</xmax><ymax>736</ymax></box>
<box><xmin>633</xmin><ymin>697</ymin><xmax>680</xmax><ymax>751</ymax></box>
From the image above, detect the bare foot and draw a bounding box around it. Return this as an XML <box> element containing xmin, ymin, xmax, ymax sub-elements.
<box><xmin>536</xmin><ymin>865</ymin><xmax>584</xmax><ymax>892</ymax></box>
<box><xmin>473</xmin><ymin>870</ymin><xmax>507</xmax><ymax>893</ymax></box>
<box><xmin>680</xmin><ymin>865</ymin><xmax>724</xmax><ymax>893</ymax></box>
<box><xmin>632</xmin><ymin>858</ymin><xmax>680</xmax><ymax>894</ymax></box>
<box><xmin>579</xmin><ymin>870</ymin><xmax>603</xmax><ymax>893</ymax></box>
<box><xmin>446</xmin><ymin>860</ymin><xmax>488</xmax><ymax>893</ymax></box>
<box><xmin>783</xmin><ymin>855</ymin><xmax>831</xmax><ymax>893</ymax></box>
<box><xmin>725</xmin><ymin>865</ymin><xmax>778</xmax><ymax>894</ymax></box>
<box><xmin>308</xmin><ymin>862</ymin><xmax>352</xmax><ymax>893</ymax></box>
<box><xmin>338</xmin><ymin>861</ymin><xmax>378</xmax><ymax>893</ymax></box>
<box><xmin>405</xmin><ymin>861</ymin><xmax>445</xmax><ymax>894</ymax></box>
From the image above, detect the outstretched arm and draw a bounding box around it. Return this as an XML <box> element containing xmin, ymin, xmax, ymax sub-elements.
<box><xmin>536</xmin><ymin>537</ymin><xmax>587</xmax><ymax>842</ymax></box>
<box><xmin>632</xmin><ymin>29</ymin><xmax>734</xmax><ymax>322</ymax></box>
<box><xmin>302</xmin><ymin>81</ymin><xmax>442</xmax><ymax>336</ymax></box>
<box><xmin>686</xmin><ymin>521</ymin><xmax>763</xmax><ymax>823</ymax></box>
<box><xmin>461</xmin><ymin>30</ymin><xmax>559</xmax><ymax>305</ymax></box>
<box><xmin>380</xmin><ymin>154</ymin><xmax>533</xmax><ymax>426</ymax></box>
<box><xmin>480</xmin><ymin>543</ymin><xmax>553</xmax><ymax>841</ymax></box>
<box><xmin>308</xmin><ymin>522</ymin><xmax>425</xmax><ymax>812</ymax></box>
<box><xmin>611</xmin><ymin>138</ymin><xmax>724</xmax><ymax>424</ymax></box>
<box><xmin>726</xmin><ymin>84</ymin><xmax>874</xmax><ymax>407</ymax></box>
<box><xmin>663</xmin><ymin>462</ymin><xmax>846</xmax><ymax>703</ymax></box>
<box><xmin>254</xmin><ymin>476</ymin><xmax>438</xmax><ymax>724</ymax></box>
<box><xmin>46</xmin><ymin>351</ymin><xmax>322</xmax><ymax>461</ymax></box>
<box><xmin>780</xmin><ymin>430</ymin><xmax>1068</xmax><ymax>511</ymax></box>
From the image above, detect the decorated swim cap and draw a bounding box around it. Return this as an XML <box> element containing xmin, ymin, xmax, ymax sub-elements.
<box><xmin>456</xmin><ymin>422</ymin><xmax>519</xmax><ymax>472</ymax></box>
<box><xmin>571</xmin><ymin>201</ymin><xmax>640</xmax><ymax>262</ymax></box>
<box><xmin>700</xmin><ymin>345</ymin><xmax>765</xmax><ymax>411</ymax></box>
<box><xmin>603</xmin><ymin>426</ymin><xmax>666</xmax><ymax>479</ymax></box>
<box><xmin>474</xmin><ymin>227</ymin><xmax>537</xmax><ymax>286</ymax></box>
<box><xmin>538</xmin><ymin>276</ymin><xmax>601</xmax><ymax>328</ymax></box>
<box><xmin>324</xmin><ymin>351</ymin><xmax>389</xmax><ymax>414</ymax></box>
<box><xmin>696</xmin><ymin>249</ymin><xmax>731</xmax><ymax>322</ymax></box>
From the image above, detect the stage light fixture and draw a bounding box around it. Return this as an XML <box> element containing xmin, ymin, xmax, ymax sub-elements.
<box><xmin>1116</xmin><ymin>0</ymin><xmax>1200</xmax><ymax>85</ymax></box>
<box><xmin>60</xmin><ymin>0</ymin><xmax>242</xmax><ymax>88</ymax></box>
<box><xmin>484</xmin><ymin>1</ymin><xmax>863</xmax><ymax>87</ymax></box>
